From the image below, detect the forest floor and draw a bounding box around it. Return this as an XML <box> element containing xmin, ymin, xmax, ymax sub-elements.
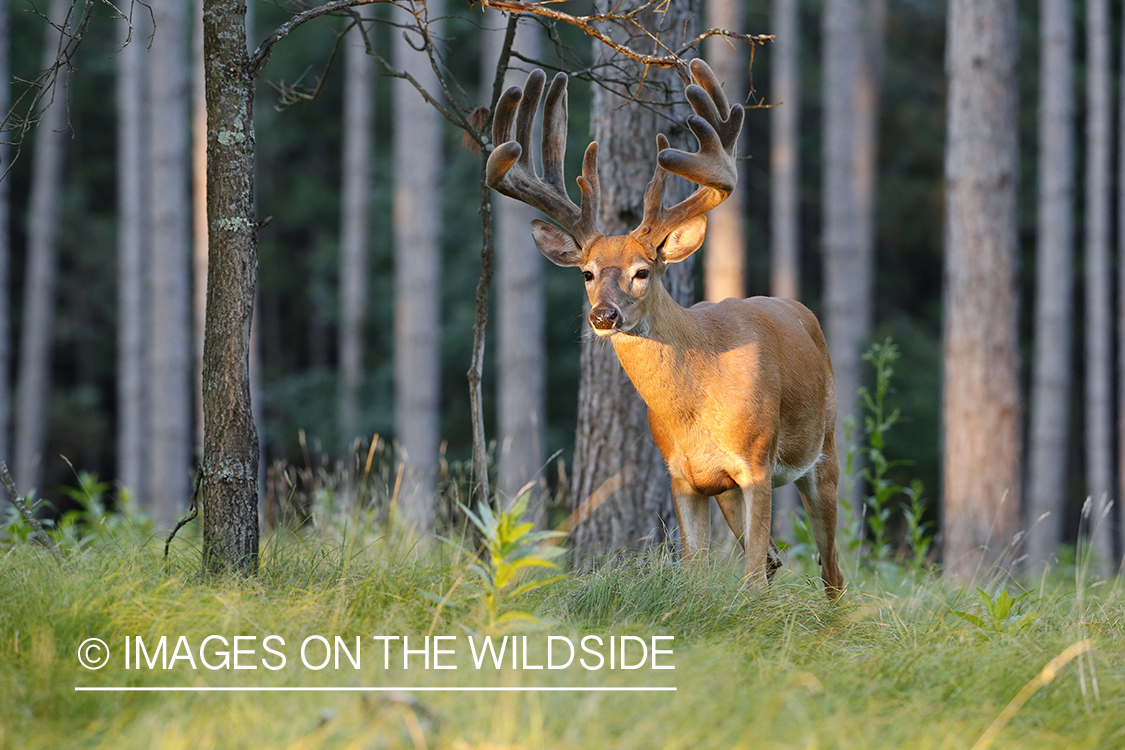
<box><xmin>1</xmin><ymin>519</ymin><xmax>1123</xmax><ymax>750</ymax></box>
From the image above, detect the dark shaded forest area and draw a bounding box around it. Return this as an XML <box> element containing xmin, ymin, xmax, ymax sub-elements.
<box><xmin>1</xmin><ymin>0</ymin><xmax>1122</xmax><ymax>571</ymax></box>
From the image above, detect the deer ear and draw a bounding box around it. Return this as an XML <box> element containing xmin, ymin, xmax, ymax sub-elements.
<box><xmin>661</xmin><ymin>215</ymin><xmax>707</xmax><ymax>263</ymax></box>
<box><xmin>531</xmin><ymin>219</ymin><xmax>584</xmax><ymax>266</ymax></box>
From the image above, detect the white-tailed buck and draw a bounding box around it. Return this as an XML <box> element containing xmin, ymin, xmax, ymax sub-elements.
<box><xmin>487</xmin><ymin>59</ymin><xmax>843</xmax><ymax>599</ymax></box>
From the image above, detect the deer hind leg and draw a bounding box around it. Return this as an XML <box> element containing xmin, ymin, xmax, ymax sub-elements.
<box><xmin>794</xmin><ymin>456</ymin><xmax>844</xmax><ymax>600</ymax></box>
<box><xmin>672</xmin><ymin>485</ymin><xmax>711</xmax><ymax>560</ymax></box>
<box><xmin>717</xmin><ymin>481</ymin><xmax>772</xmax><ymax>588</ymax></box>
<box><xmin>716</xmin><ymin>488</ymin><xmax>782</xmax><ymax>581</ymax></box>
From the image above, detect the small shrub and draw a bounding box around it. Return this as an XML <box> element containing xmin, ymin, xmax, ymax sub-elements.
<box><xmin>847</xmin><ymin>338</ymin><xmax>935</xmax><ymax>569</ymax></box>
<box><xmin>432</xmin><ymin>492</ymin><xmax>566</xmax><ymax>632</ymax></box>
<box><xmin>950</xmin><ymin>588</ymin><xmax>1041</xmax><ymax>639</ymax></box>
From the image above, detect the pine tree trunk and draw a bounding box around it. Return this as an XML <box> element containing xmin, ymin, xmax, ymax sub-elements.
<box><xmin>1118</xmin><ymin>8</ymin><xmax>1125</xmax><ymax>572</ymax></box>
<box><xmin>1083</xmin><ymin>0</ymin><xmax>1113</xmax><ymax>574</ymax></box>
<box><xmin>192</xmin><ymin>0</ymin><xmax>208</xmax><ymax>454</ymax></box>
<box><xmin>201</xmin><ymin>0</ymin><xmax>260</xmax><ymax>575</ymax></box>
<box><xmin>820</xmin><ymin>0</ymin><xmax>860</xmax><ymax>509</ymax></box>
<box><xmin>14</xmin><ymin>0</ymin><xmax>69</xmax><ymax>495</ymax></box>
<box><xmin>1025</xmin><ymin>0</ymin><xmax>1074</xmax><ymax>574</ymax></box>
<box><xmin>486</xmin><ymin>21</ymin><xmax>547</xmax><ymax>516</ymax></box>
<box><xmin>703</xmin><ymin>0</ymin><xmax>745</xmax><ymax>303</ymax></box>
<box><xmin>147</xmin><ymin>0</ymin><xmax>193</xmax><ymax>525</ymax></box>
<box><xmin>852</xmin><ymin>0</ymin><xmax>885</xmax><ymax>309</ymax></box>
<box><xmin>338</xmin><ymin>8</ymin><xmax>373</xmax><ymax>453</ymax></box>
<box><xmin>0</xmin><ymin>0</ymin><xmax>11</xmax><ymax>467</ymax></box>
<box><xmin>393</xmin><ymin>0</ymin><xmax>444</xmax><ymax>530</ymax></box>
<box><xmin>117</xmin><ymin>8</ymin><xmax>150</xmax><ymax>504</ymax></box>
<box><xmin>941</xmin><ymin>0</ymin><xmax>1021</xmax><ymax>580</ymax></box>
<box><xmin>821</xmin><ymin>0</ymin><xmax>884</xmax><ymax>514</ymax></box>
<box><xmin>770</xmin><ymin>0</ymin><xmax>800</xmax><ymax>303</ymax></box>
<box><xmin>769</xmin><ymin>0</ymin><xmax>802</xmax><ymax>541</ymax></box>
<box><xmin>569</xmin><ymin>0</ymin><xmax>698</xmax><ymax>562</ymax></box>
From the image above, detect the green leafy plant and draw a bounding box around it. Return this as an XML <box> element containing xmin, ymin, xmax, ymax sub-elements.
<box><xmin>837</xmin><ymin>415</ymin><xmax>865</xmax><ymax>556</ymax></box>
<box><xmin>950</xmin><ymin>588</ymin><xmax>1041</xmax><ymax>639</ymax></box>
<box><xmin>2</xmin><ymin>469</ymin><xmax>150</xmax><ymax>553</ymax></box>
<box><xmin>857</xmin><ymin>339</ymin><xmax>907</xmax><ymax>559</ymax></box>
<box><xmin>853</xmin><ymin>338</ymin><xmax>933</xmax><ymax>567</ymax></box>
<box><xmin>1</xmin><ymin>489</ymin><xmax>52</xmax><ymax>546</ymax></box>
<box><xmin>900</xmin><ymin>478</ymin><xmax>932</xmax><ymax>568</ymax></box>
<box><xmin>55</xmin><ymin>471</ymin><xmax>152</xmax><ymax>547</ymax></box>
<box><xmin>437</xmin><ymin>493</ymin><xmax>566</xmax><ymax>632</ymax></box>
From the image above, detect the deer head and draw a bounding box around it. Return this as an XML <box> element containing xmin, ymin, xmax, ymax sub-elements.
<box><xmin>487</xmin><ymin>59</ymin><xmax>744</xmax><ymax>337</ymax></box>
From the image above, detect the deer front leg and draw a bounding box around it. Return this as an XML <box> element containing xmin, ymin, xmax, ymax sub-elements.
<box><xmin>672</xmin><ymin>480</ymin><xmax>711</xmax><ymax>559</ymax></box>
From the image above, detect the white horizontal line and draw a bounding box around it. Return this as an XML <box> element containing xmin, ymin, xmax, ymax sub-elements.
<box><xmin>75</xmin><ymin>686</ymin><xmax>676</xmax><ymax>693</ymax></box>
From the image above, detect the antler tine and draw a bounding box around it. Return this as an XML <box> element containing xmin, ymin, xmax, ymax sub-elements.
<box><xmin>513</xmin><ymin>69</ymin><xmax>546</xmax><ymax>170</ymax></box>
<box><xmin>541</xmin><ymin>72</ymin><xmax>568</xmax><ymax>192</ymax></box>
<box><xmin>486</xmin><ymin>70</ymin><xmax>602</xmax><ymax>248</ymax></box>
<box><xmin>632</xmin><ymin>59</ymin><xmax>744</xmax><ymax>252</ymax></box>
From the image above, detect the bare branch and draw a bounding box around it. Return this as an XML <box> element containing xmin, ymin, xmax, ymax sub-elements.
<box><xmin>478</xmin><ymin>0</ymin><xmax>772</xmax><ymax>74</ymax></box>
<box><xmin>266</xmin><ymin>25</ymin><xmax>347</xmax><ymax>111</ymax></box>
<box><xmin>677</xmin><ymin>28</ymin><xmax>773</xmax><ymax>57</ymax></box>
<box><xmin>370</xmin><ymin>51</ymin><xmax>468</xmax><ymax>135</ymax></box>
<box><xmin>465</xmin><ymin>13</ymin><xmax>519</xmax><ymax>508</ymax></box>
<box><xmin>1</xmin><ymin>462</ymin><xmax>64</xmax><ymax>564</ymax></box>
<box><xmin>164</xmin><ymin>470</ymin><xmax>202</xmax><ymax>562</ymax></box>
<box><xmin>248</xmin><ymin>0</ymin><xmax>397</xmax><ymax>78</ymax></box>
<box><xmin>481</xmin><ymin>0</ymin><xmax>684</xmax><ymax>71</ymax></box>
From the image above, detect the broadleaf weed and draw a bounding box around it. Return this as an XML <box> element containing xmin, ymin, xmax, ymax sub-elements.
<box><xmin>447</xmin><ymin>492</ymin><xmax>567</xmax><ymax>632</ymax></box>
<box><xmin>950</xmin><ymin>588</ymin><xmax>1041</xmax><ymax>639</ymax></box>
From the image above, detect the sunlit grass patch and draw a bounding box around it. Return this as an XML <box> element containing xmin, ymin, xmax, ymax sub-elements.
<box><xmin>1</xmin><ymin>526</ymin><xmax>1122</xmax><ymax>749</ymax></box>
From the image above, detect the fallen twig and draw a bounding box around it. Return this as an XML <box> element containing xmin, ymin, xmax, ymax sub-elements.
<box><xmin>164</xmin><ymin>470</ymin><xmax>203</xmax><ymax>562</ymax></box>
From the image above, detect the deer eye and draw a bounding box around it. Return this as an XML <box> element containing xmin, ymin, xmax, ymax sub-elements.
<box><xmin>634</xmin><ymin>268</ymin><xmax>650</xmax><ymax>280</ymax></box>
<box><xmin>582</xmin><ymin>270</ymin><xmax>594</xmax><ymax>282</ymax></box>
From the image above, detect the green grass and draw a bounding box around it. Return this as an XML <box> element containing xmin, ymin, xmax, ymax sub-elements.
<box><xmin>1</xmin><ymin>524</ymin><xmax>1123</xmax><ymax>750</ymax></box>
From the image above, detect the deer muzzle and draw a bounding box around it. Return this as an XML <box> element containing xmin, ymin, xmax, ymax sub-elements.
<box><xmin>588</xmin><ymin>305</ymin><xmax>621</xmax><ymax>333</ymax></box>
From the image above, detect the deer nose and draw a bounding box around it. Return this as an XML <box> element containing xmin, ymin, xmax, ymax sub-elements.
<box><xmin>588</xmin><ymin>306</ymin><xmax>620</xmax><ymax>331</ymax></box>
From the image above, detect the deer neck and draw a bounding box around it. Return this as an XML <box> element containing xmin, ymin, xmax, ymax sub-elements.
<box><xmin>609</xmin><ymin>279</ymin><xmax>708</xmax><ymax>411</ymax></box>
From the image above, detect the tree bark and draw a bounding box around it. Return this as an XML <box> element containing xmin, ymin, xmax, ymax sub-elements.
<box><xmin>1025</xmin><ymin>0</ymin><xmax>1074</xmax><ymax>574</ymax></box>
<box><xmin>769</xmin><ymin>0</ymin><xmax>802</xmax><ymax>541</ymax></box>
<box><xmin>14</xmin><ymin>0</ymin><xmax>69</xmax><ymax>496</ymax></box>
<box><xmin>484</xmin><ymin>19</ymin><xmax>547</xmax><ymax>517</ymax></box>
<box><xmin>0</xmin><ymin>0</ymin><xmax>11</xmax><ymax>467</ymax></box>
<box><xmin>821</xmin><ymin>0</ymin><xmax>859</xmax><ymax>495</ymax></box>
<box><xmin>193</xmin><ymin>0</ymin><xmax>208</xmax><ymax>454</ymax></box>
<box><xmin>116</xmin><ymin>5</ymin><xmax>150</xmax><ymax>506</ymax></box>
<box><xmin>702</xmin><ymin>0</ymin><xmax>745</xmax><ymax>304</ymax></box>
<box><xmin>1083</xmin><ymin>0</ymin><xmax>1113</xmax><ymax>575</ymax></box>
<box><xmin>821</xmin><ymin>0</ymin><xmax>884</xmax><ymax>515</ymax></box>
<box><xmin>393</xmin><ymin>0</ymin><xmax>444</xmax><ymax>531</ymax></box>
<box><xmin>852</xmin><ymin>0</ymin><xmax>885</xmax><ymax>309</ymax></box>
<box><xmin>941</xmin><ymin>0</ymin><xmax>1021</xmax><ymax>580</ymax></box>
<box><xmin>201</xmin><ymin>0</ymin><xmax>260</xmax><ymax>575</ymax></box>
<box><xmin>147</xmin><ymin>0</ymin><xmax>193</xmax><ymax>525</ymax></box>
<box><xmin>338</xmin><ymin>6</ymin><xmax>374</xmax><ymax>453</ymax></box>
<box><xmin>1119</xmin><ymin>4</ymin><xmax>1125</xmax><ymax>573</ymax></box>
<box><xmin>569</xmin><ymin>0</ymin><xmax>698</xmax><ymax>562</ymax></box>
<box><xmin>770</xmin><ymin>0</ymin><xmax>800</xmax><ymax>303</ymax></box>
